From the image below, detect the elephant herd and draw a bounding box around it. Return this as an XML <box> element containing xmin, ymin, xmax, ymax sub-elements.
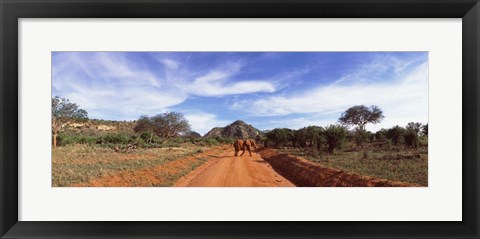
<box><xmin>232</xmin><ymin>139</ymin><xmax>257</xmax><ymax>157</ymax></box>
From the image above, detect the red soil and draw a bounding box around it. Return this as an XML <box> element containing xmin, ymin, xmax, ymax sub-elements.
<box><xmin>71</xmin><ymin>145</ymin><xmax>227</xmax><ymax>187</ymax></box>
<box><xmin>174</xmin><ymin>146</ymin><xmax>294</xmax><ymax>187</ymax></box>
<box><xmin>71</xmin><ymin>145</ymin><xmax>417</xmax><ymax>187</ymax></box>
<box><xmin>258</xmin><ymin>148</ymin><xmax>420</xmax><ymax>187</ymax></box>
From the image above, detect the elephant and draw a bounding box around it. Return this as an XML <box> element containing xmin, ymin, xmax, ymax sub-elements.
<box><xmin>233</xmin><ymin>139</ymin><xmax>244</xmax><ymax>157</ymax></box>
<box><xmin>240</xmin><ymin>139</ymin><xmax>257</xmax><ymax>156</ymax></box>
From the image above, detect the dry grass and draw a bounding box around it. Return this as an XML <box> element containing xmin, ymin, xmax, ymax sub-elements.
<box><xmin>279</xmin><ymin>147</ymin><xmax>428</xmax><ymax>186</ymax></box>
<box><xmin>52</xmin><ymin>144</ymin><xmax>210</xmax><ymax>186</ymax></box>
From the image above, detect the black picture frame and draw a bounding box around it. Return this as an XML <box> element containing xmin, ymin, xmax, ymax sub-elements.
<box><xmin>1</xmin><ymin>0</ymin><xmax>479</xmax><ymax>238</ymax></box>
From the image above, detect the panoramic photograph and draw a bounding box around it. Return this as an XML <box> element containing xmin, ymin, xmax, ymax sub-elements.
<box><xmin>52</xmin><ymin>52</ymin><xmax>428</xmax><ymax>187</ymax></box>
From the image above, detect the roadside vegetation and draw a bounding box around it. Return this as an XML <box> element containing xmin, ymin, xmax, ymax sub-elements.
<box><xmin>259</xmin><ymin>105</ymin><xmax>428</xmax><ymax>186</ymax></box>
<box><xmin>52</xmin><ymin>144</ymin><xmax>209</xmax><ymax>186</ymax></box>
<box><xmin>52</xmin><ymin>96</ymin><xmax>235</xmax><ymax>186</ymax></box>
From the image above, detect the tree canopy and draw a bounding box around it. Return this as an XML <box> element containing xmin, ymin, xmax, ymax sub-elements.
<box><xmin>323</xmin><ymin>125</ymin><xmax>347</xmax><ymax>153</ymax></box>
<box><xmin>134</xmin><ymin>112</ymin><xmax>191</xmax><ymax>139</ymax></box>
<box><xmin>406</xmin><ymin>122</ymin><xmax>423</xmax><ymax>135</ymax></box>
<box><xmin>52</xmin><ymin>96</ymin><xmax>88</xmax><ymax>147</ymax></box>
<box><xmin>52</xmin><ymin>96</ymin><xmax>88</xmax><ymax>121</ymax></box>
<box><xmin>338</xmin><ymin>105</ymin><xmax>384</xmax><ymax>130</ymax></box>
<box><xmin>422</xmin><ymin>123</ymin><xmax>428</xmax><ymax>136</ymax></box>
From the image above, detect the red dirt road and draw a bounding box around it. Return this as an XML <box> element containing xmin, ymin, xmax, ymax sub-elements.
<box><xmin>174</xmin><ymin>146</ymin><xmax>294</xmax><ymax>187</ymax></box>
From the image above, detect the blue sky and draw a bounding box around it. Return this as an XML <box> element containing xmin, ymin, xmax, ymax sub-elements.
<box><xmin>52</xmin><ymin>52</ymin><xmax>428</xmax><ymax>135</ymax></box>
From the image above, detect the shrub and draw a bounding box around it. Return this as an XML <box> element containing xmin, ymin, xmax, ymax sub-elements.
<box><xmin>195</xmin><ymin>141</ymin><xmax>208</xmax><ymax>146</ymax></box>
<box><xmin>139</xmin><ymin>132</ymin><xmax>155</xmax><ymax>143</ymax></box>
<box><xmin>171</xmin><ymin>137</ymin><xmax>187</xmax><ymax>144</ymax></box>
<box><xmin>266</xmin><ymin>128</ymin><xmax>293</xmax><ymax>147</ymax></box>
<box><xmin>305</xmin><ymin>126</ymin><xmax>323</xmax><ymax>148</ymax></box>
<box><xmin>386</xmin><ymin>125</ymin><xmax>406</xmax><ymax>146</ymax></box>
<box><xmin>131</xmin><ymin>137</ymin><xmax>146</xmax><ymax>147</ymax></box>
<box><xmin>97</xmin><ymin>132</ymin><xmax>131</xmax><ymax>144</ymax></box>
<box><xmin>353</xmin><ymin>128</ymin><xmax>369</xmax><ymax>148</ymax></box>
<box><xmin>77</xmin><ymin>136</ymin><xmax>96</xmax><ymax>145</ymax></box>
<box><xmin>422</xmin><ymin>123</ymin><xmax>428</xmax><ymax>136</ymax></box>
<box><xmin>57</xmin><ymin>133</ymin><xmax>96</xmax><ymax>146</ymax></box>
<box><xmin>323</xmin><ymin>125</ymin><xmax>347</xmax><ymax>154</ymax></box>
<box><xmin>313</xmin><ymin>129</ymin><xmax>326</xmax><ymax>151</ymax></box>
<box><xmin>214</xmin><ymin>136</ymin><xmax>227</xmax><ymax>144</ymax></box>
<box><xmin>56</xmin><ymin>133</ymin><xmax>70</xmax><ymax>146</ymax></box>
<box><xmin>404</xmin><ymin>130</ymin><xmax>419</xmax><ymax>149</ymax></box>
<box><xmin>305</xmin><ymin>147</ymin><xmax>323</xmax><ymax>159</ymax></box>
<box><xmin>374</xmin><ymin>129</ymin><xmax>388</xmax><ymax>143</ymax></box>
<box><xmin>205</xmin><ymin>138</ymin><xmax>219</xmax><ymax>146</ymax></box>
<box><xmin>294</xmin><ymin>128</ymin><xmax>308</xmax><ymax>148</ymax></box>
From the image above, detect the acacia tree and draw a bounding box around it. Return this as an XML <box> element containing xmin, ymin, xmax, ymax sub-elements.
<box><xmin>133</xmin><ymin>115</ymin><xmax>156</xmax><ymax>143</ymax></box>
<box><xmin>305</xmin><ymin>126</ymin><xmax>322</xmax><ymax>147</ymax></box>
<box><xmin>404</xmin><ymin>130</ymin><xmax>419</xmax><ymax>149</ymax></box>
<box><xmin>52</xmin><ymin>96</ymin><xmax>88</xmax><ymax>147</ymax></box>
<box><xmin>294</xmin><ymin>128</ymin><xmax>308</xmax><ymax>148</ymax></box>
<box><xmin>134</xmin><ymin>112</ymin><xmax>191</xmax><ymax>141</ymax></box>
<box><xmin>386</xmin><ymin>125</ymin><xmax>406</xmax><ymax>146</ymax></box>
<box><xmin>266</xmin><ymin>128</ymin><xmax>292</xmax><ymax>147</ymax></box>
<box><xmin>153</xmin><ymin>112</ymin><xmax>191</xmax><ymax>139</ymax></box>
<box><xmin>406</xmin><ymin>122</ymin><xmax>423</xmax><ymax>135</ymax></box>
<box><xmin>323</xmin><ymin>124</ymin><xmax>347</xmax><ymax>154</ymax></box>
<box><xmin>339</xmin><ymin>105</ymin><xmax>385</xmax><ymax>130</ymax></box>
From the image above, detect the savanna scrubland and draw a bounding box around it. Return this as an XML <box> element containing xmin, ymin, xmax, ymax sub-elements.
<box><xmin>52</xmin><ymin>97</ymin><xmax>427</xmax><ymax>187</ymax></box>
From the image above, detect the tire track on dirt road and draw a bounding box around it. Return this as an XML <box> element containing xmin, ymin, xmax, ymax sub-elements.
<box><xmin>174</xmin><ymin>147</ymin><xmax>294</xmax><ymax>187</ymax></box>
<box><xmin>71</xmin><ymin>145</ymin><xmax>227</xmax><ymax>187</ymax></box>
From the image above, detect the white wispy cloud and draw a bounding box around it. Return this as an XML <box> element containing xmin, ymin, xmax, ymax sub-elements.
<box><xmin>235</xmin><ymin>56</ymin><xmax>428</xmax><ymax>131</ymax></box>
<box><xmin>253</xmin><ymin>115</ymin><xmax>340</xmax><ymax>131</ymax></box>
<box><xmin>184</xmin><ymin>112</ymin><xmax>229</xmax><ymax>135</ymax></box>
<box><xmin>52</xmin><ymin>52</ymin><xmax>185</xmax><ymax>120</ymax></box>
<box><xmin>334</xmin><ymin>53</ymin><xmax>424</xmax><ymax>85</ymax></box>
<box><xmin>52</xmin><ymin>52</ymin><xmax>428</xmax><ymax>132</ymax></box>
<box><xmin>159</xmin><ymin>58</ymin><xmax>180</xmax><ymax>70</ymax></box>
<box><xmin>173</xmin><ymin>62</ymin><xmax>278</xmax><ymax>97</ymax></box>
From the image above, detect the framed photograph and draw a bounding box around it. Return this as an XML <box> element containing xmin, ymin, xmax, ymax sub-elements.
<box><xmin>1</xmin><ymin>0</ymin><xmax>479</xmax><ymax>238</ymax></box>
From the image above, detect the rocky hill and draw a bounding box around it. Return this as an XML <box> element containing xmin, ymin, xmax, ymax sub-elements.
<box><xmin>204</xmin><ymin>120</ymin><xmax>263</xmax><ymax>139</ymax></box>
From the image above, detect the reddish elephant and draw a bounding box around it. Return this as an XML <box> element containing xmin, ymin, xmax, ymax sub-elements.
<box><xmin>233</xmin><ymin>139</ymin><xmax>244</xmax><ymax>157</ymax></box>
<box><xmin>241</xmin><ymin>139</ymin><xmax>257</xmax><ymax>156</ymax></box>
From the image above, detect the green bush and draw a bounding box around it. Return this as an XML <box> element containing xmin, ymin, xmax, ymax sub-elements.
<box><xmin>353</xmin><ymin>128</ymin><xmax>369</xmax><ymax>148</ymax></box>
<box><xmin>404</xmin><ymin>130</ymin><xmax>419</xmax><ymax>149</ymax></box>
<box><xmin>213</xmin><ymin>136</ymin><xmax>228</xmax><ymax>144</ymax></box>
<box><xmin>323</xmin><ymin>125</ymin><xmax>347</xmax><ymax>154</ymax></box>
<box><xmin>57</xmin><ymin>133</ymin><xmax>96</xmax><ymax>146</ymax></box>
<box><xmin>266</xmin><ymin>128</ymin><xmax>293</xmax><ymax>146</ymax></box>
<box><xmin>374</xmin><ymin>129</ymin><xmax>388</xmax><ymax>143</ymax></box>
<box><xmin>131</xmin><ymin>137</ymin><xmax>146</xmax><ymax>147</ymax></box>
<box><xmin>56</xmin><ymin>133</ymin><xmax>73</xmax><ymax>146</ymax></box>
<box><xmin>139</xmin><ymin>132</ymin><xmax>156</xmax><ymax>143</ymax></box>
<box><xmin>195</xmin><ymin>141</ymin><xmax>208</xmax><ymax>146</ymax></box>
<box><xmin>77</xmin><ymin>136</ymin><xmax>96</xmax><ymax>145</ymax></box>
<box><xmin>386</xmin><ymin>125</ymin><xmax>406</xmax><ymax>146</ymax></box>
<box><xmin>171</xmin><ymin>137</ymin><xmax>187</xmax><ymax>144</ymax></box>
<box><xmin>205</xmin><ymin>138</ymin><xmax>219</xmax><ymax>146</ymax></box>
<box><xmin>96</xmin><ymin>132</ymin><xmax>131</xmax><ymax>145</ymax></box>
